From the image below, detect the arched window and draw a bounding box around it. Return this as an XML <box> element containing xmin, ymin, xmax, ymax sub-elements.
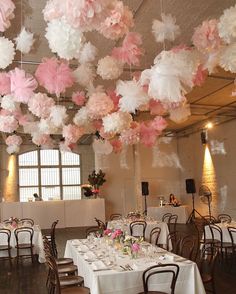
<box><xmin>18</xmin><ymin>149</ymin><xmax>81</xmax><ymax>202</ymax></box>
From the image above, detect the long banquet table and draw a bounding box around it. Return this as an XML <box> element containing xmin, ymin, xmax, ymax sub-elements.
<box><xmin>64</xmin><ymin>239</ymin><xmax>206</xmax><ymax>294</ymax></box>
<box><xmin>107</xmin><ymin>220</ymin><xmax>169</xmax><ymax>246</ymax></box>
<box><xmin>147</xmin><ymin>205</ymin><xmax>190</xmax><ymax>224</ymax></box>
<box><xmin>0</xmin><ymin>224</ymin><xmax>45</xmax><ymax>263</ymax></box>
<box><xmin>204</xmin><ymin>221</ymin><xmax>236</xmax><ymax>243</ymax></box>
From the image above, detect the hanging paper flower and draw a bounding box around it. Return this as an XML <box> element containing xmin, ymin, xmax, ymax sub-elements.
<box><xmin>116</xmin><ymin>80</ymin><xmax>150</xmax><ymax>113</ymax></box>
<box><xmin>102</xmin><ymin>111</ymin><xmax>132</xmax><ymax>133</ymax></box>
<box><xmin>193</xmin><ymin>64</ymin><xmax>208</xmax><ymax>86</ymax></box>
<box><xmin>192</xmin><ymin>19</ymin><xmax>221</xmax><ymax>53</ymax></box>
<box><xmin>5</xmin><ymin>134</ymin><xmax>22</xmax><ymax>154</ymax></box>
<box><xmin>79</xmin><ymin>42</ymin><xmax>97</xmax><ymax>64</ymax></box>
<box><xmin>149</xmin><ymin>99</ymin><xmax>167</xmax><ymax>116</ymax></box>
<box><xmin>73</xmin><ymin>63</ymin><xmax>96</xmax><ymax>88</ymax></box>
<box><xmin>38</xmin><ymin>118</ymin><xmax>59</xmax><ymax>135</ymax></box>
<box><xmin>28</xmin><ymin>93</ymin><xmax>55</xmax><ymax>118</ymax></box>
<box><xmin>15</xmin><ymin>27</ymin><xmax>35</xmax><ymax>54</ymax></box>
<box><xmin>62</xmin><ymin>124</ymin><xmax>84</xmax><ymax>143</ymax></box>
<box><xmin>49</xmin><ymin>105</ymin><xmax>68</xmax><ymax>127</ymax></box>
<box><xmin>99</xmin><ymin>127</ymin><xmax>115</xmax><ymax>140</ymax></box>
<box><xmin>97</xmin><ymin>56</ymin><xmax>123</xmax><ymax>80</ymax></box>
<box><xmin>139</xmin><ymin>122</ymin><xmax>158</xmax><ymax>147</ymax></box>
<box><xmin>87</xmin><ymin>92</ymin><xmax>114</xmax><ymax>119</ymax></box>
<box><xmin>59</xmin><ymin>141</ymin><xmax>74</xmax><ymax>153</ymax></box>
<box><xmin>169</xmin><ymin>104</ymin><xmax>191</xmax><ymax>123</ymax></box>
<box><xmin>45</xmin><ymin>18</ymin><xmax>84</xmax><ymax>60</ymax></box>
<box><xmin>0</xmin><ymin>0</ymin><xmax>15</xmax><ymax>32</ymax></box>
<box><xmin>35</xmin><ymin>58</ymin><xmax>74</xmax><ymax>97</ymax></box>
<box><xmin>9</xmin><ymin>68</ymin><xmax>38</xmax><ymax>103</ymax></box>
<box><xmin>218</xmin><ymin>4</ymin><xmax>236</xmax><ymax>44</ymax></box>
<box><xmin>32</xmin><ymin>133</ymin><xmax>54</xmax><ymax>147</ymax></box>
<box><xmin>17</xmin><ymin>113</ymin><xmax>34</xmax><ymax>126</ymax></box>
<box><xmin>99</xmin><ymin>1</ymin><xmax>134</xmax><ymax>40</ymax></box>
<box><xmin>110</xmin><ymin>139</ymin><xmax>123</xmax><ymax>153</ymax></box>
<box><xmin>107</xmin><ymin>90</ymin><xmax>121</xmax><ymax>112</ymax></box>
<box><xmin>73</xmin><ymin>106</ymin><xmax>90</xmax><ymax>126</ymax></box>
<box><xmin>0</xmin><ymin>72</ymin><xmax>11</xmax><ymax>95</ymax></box>
<box><xmin>43</xmin><ymin>0</ymin><xmax>64</xmax><ymax>22</ymax></box>
<box><xmin>150</xmin><ymin>116</ymin><xmax>168</xmax><ymax>131</ymax></box>
<box><xmin>1</xmin><ymin>95</ymin><xmax>19</xmax><ymax>112</ymax></box>
<box><xmin>72</xmin><ymin>91</ymin><xmax>86</xmax><ymax>106</ymax></box>
<box><xmin>6</xmin><ymin>145</ymin><xmax>21</xmax><ymax>154</ymax></box>
<box><xmin>219</xmin><ymin>43</ymin><xmax>236</xmax><ymax>73</ymax></box>
<box><xmin>112</xmin><ymin>32</ymin><xmax>144</xmax><ymax>66</ymax></box>
<box><xmin>152</xmin><ymin>13</ymin><xmax>180</xmax><ymax>43</ymax></box>
<box><xmin>120</xmin><ymin>125</ymin><xmax>140</xmax><ymax>145</ymax></box>
<box><xmin>0</xmin><ymin>37</ymin><xmax>15</xmax><ymax>69</ymax></box>
<box><xmin>0</xmin><ymin>113</ymin><xmax>18</xmax><ymax>133</ymax></box>
<box><xmin>92</xmin><ymin>138</ymin><xmax>113</xmax><ymax>155</ymax></box>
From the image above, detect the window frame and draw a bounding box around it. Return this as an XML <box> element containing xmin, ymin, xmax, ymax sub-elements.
<box><xmin>17</xmin><ymin>149</ymin><xmax>82</xmax><ymax>201</ymax></box>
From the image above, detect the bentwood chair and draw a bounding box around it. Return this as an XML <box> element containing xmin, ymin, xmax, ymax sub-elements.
<box><xmin>203</xmin><ymin>215</ymin><xmax>217</xmax><ymax>224</ymax></box>
<box><xmin>129</xmin><ymin>220</ymin><xmax>147</xmax><ymax>240</ymax></box>
<box><xmin>178</xmin><ymin>234</ymin><xmax>196</xmax><ymax>261</ymax></box>
<box><xmin>0</xmin><ymin>228</ymin><xmax>12</xmax><ymax>265</ymax></box>
<box><xmin>228</xmin><ymin>226</ymin><xmax>236</xmax><ymax>260</ymax></box>
<box><xmin>162</xmin><ymin>213</ymin><xmax>172</xmax><ymax>223</ymax></box>
<box><xmin>149</xmin><ymin>227</ymin><xmax>161</xmax><ymax>246</ymax></box>
<box><xmin>46</xmin><ymin>220</ymin><xmax>59</xmax><ymax>258</ymax></box>
<box><xmin>138</xmin><ymin>264</ymin><xmax>180</xmax><ymax>294</ymax></box>
<box><xmin>94</xmin><ymin>218</ymin><xmax>106</xmax><ymax>230</ymax></box>
<box><xmin>110</xmin><ymin>213</ymin><xmax>122</xmax><ymax>221</ymax></box>
<box><xmin>19</xmin><ymin>218</ymin><xmax>34</xmax><ymax>227</ymax></box>
<box><xmin>168</xmin><ymin>214</ymin><xmax>178</xmax><ymax>233</ymax></box>
<box><xmin>14</xmin><ymin>227</ymin><xmax>34</xmax><ymax>263</ymax></box>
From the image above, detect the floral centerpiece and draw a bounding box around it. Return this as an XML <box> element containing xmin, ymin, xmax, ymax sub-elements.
<box><xmin>8</xmin><ymin>217</ymin><xmax>20</xmax><ymax>228</ymax></box>
<box><xmin>123</xmin><ymin>236</ymin><xmax>142</xmax><ymax>258</ymax></box>
<box><xmin>87</xmin><ymin>169</ymin><xmax>106</xmax><ymax>198</ymax></box>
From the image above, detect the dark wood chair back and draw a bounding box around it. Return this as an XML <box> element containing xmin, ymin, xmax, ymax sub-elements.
<box><xmin>149</xmin><ymin>227</ymin><xmax>161</xmax><ymax>246</ymax></box>
<box><xmin>168</xmin><ymin>214</ymin><xmax>178</xmax><ymax>232</ymax></box>
<box><xmin>130</xmin><ymin>220</ymin><xmax>147</xmax><ymax>240</ymax></box>
<box><xmin>19</xmin><ymin>218</ymin><xmax>34</xmax><ymax>227</ymax></box>
<box><xmin>162</xmin><ymin>213</ymin><xmax>172</xmax><ymax>223</ymax></box>
<box><xmin>14</xmin><ymin>227</ymin><xmax>34</xmax><ymax>263</ymax></box>
<box><xmin>94</xmin><ymin>218</ymin><xmax>106</xmax><ymax>230</ymax></box>
<box><xmin>166</xmin><ymin>231</ymin><xmax>181</xmax><ymax>253</ymax></box>
<box><xmin>142</xmin><ymin>264</ymin><xmax>180</xmax><ymax>294</ymax></box>
<box><xmin>203</xmin><ymin>215</ymin><xmax>217</xmax><ymax>224</ymax></box>
<box><xmin>228</xmin><ymin>226</ymin><xmax>236</xmax><ymax>245</ymax></box>
<box><xmin>110</xmin><ymin>213</ymin><xmax>122</xmax><ymax>221</ymax></box>
<box><xmin>50</xmin><ymin>220</ymin><xmax>59</xmax><ymax>258</ymax></box>
<box><xmin>178</xmin><ymin>234</ymin><xmax>196</xmax><ymax>261</ymax></box>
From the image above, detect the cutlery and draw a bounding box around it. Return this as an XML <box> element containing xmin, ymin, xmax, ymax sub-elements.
<box><xmin>93</xmin><ymin>268</ymin><xmax>113</xmax><ymax>272</ymax></box>
<box><xmin>125</xmin><ymin>264</ymin><xmax>133</xmax><ymax>271</ymax></box>
<box><xmin>119</xmin><ymin>265</ymin><xmax>127</xmax><ymax>271</ymax></box>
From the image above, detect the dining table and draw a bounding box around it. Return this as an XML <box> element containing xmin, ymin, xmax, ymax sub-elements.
<box><xmin>0</xmin><ymin>223</ymin><xmax>45</xmax><ymax>263</ymax></box>
<box><xmin>64</xmin><ymin>238</ymin><xmax>206</xmax><ymax>294</ymax></box>
<box><xmin>107</xmin><ymin>219</ymin><xmax>170</xmax><ymax>247</ymax></box>
<box><xmin>204</xmin><ymin>221</ymin><xmax>236</xmax><ymax>243</ymax></box>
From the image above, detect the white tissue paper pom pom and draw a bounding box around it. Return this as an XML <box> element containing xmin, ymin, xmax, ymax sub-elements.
<box><xmin>218</xmin><ymin>5</ymin><xmax>236</xmax><ymax>44</ymax></box>
<box><xmin>15</xmin><ymin>27</ymin><xmax>34</xmax><ymax>54</ymax></box>
<box><xmin>23</xmin><ymin>121</ymin><xmax>38</xmax><ymax>134</ymax></box>
<box><xmin>73</xmin><ymin>107</ymin><xmax>90</xmax><ymax>126</ymax></box>
<box><xmin>152</xmin><ymin>13</ymin><xmax>180</xmax><ymax>43</ymax></box>
<box><xmin>49</xmin><ymin>105</ymin><xmax>68</xmax><ymax>127</ymax></box>
<box><xmin>7</xmin><ymin>145</ymin><xmax>20</xmax><ymax>154</ymax></box>
<box><xmin>45</xmin><ymin>17</ymin><xmax>84</xmax><ymax>60</ymax></box>
<box><xmin>1</xmin><ymin>95</ymin><xmax>19</xmax><ymax>111</ymax></box>
<box><xmin>73</xmin><ymin>63</ymin><xmax>96</xmax><ymax>88</ymax></box>
<box><xmin>116</xmin><ymin>80</ymin><xmax>150</xmax><ymax>113</ymax></box>
<box><xmin>97</xmin><ymin>56</ymin><xmax>123</xmax><ymax>80</ymax></box>
<box><xmin>92</xmin><ymin>138</ymin><xmax>113</xmax><ymax>155</ymax></box>
<box><xmin>38</xmin><ymin>118</ymin><xmax>59</xmax><ymax>134</ymax></box>
<box><xmin>102</xmin><ymin>112</ymin><xmax>132</xmax><ymax>133</ymax></box>
<box><xmin>0</xmin><ymin>37</ymin><xmax>15</xmax><ymax>69</ymax></box>
<box><xmin>169</xmin><ymin>104</ymin><xmax>191</xmax><ymax>123</ymax></box>
<box><xmin>78</xmin><ymin>42</ymin><xmax>97</xmax><ymax>64</ymax></box>
<box><xmin>219</xmin><ymin>43</ymin><xmax>236</xmax><ymax>73</ymax></box>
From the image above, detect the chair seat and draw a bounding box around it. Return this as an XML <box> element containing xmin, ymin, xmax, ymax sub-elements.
<box><xmin>61</xmin><ymin>286</ymin><xmax>90</xmax><ymax>294</ymax></box>
<box><xmin>56</xmin><ymin>257</ymin><xmax>73</xmax><ymax>266</ymax></box>
<box><xmin>16</xmin><ymin>243</ymin><xmax>34</xmax><ymax>249</ymax></box>
<box><xmin>58</xmin><ymin>264</ymin><xmax>77</xmax><ymax>274</ymax></box>
<box><xmin>0</xmin><ymin>245</ymin><xmax>11</xmax><ymax>250</ymax></box>
<box><xmin>59</xmin><ymin>275</ymin><xmax>84</xmax><ymax>287</ymax></box>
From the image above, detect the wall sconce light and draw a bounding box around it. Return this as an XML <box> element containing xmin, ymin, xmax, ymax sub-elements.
<box><xmin>206</xmin><ymin>122</ymin><xmax>213</xmax><ymax>129</ymax></box>
<box><xmin>201</xmin><ymin>130</ymin><xmax>208</xmax><ymax>145</ymax></box>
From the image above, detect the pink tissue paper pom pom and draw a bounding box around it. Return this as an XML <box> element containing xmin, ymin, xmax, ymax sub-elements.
<box><xmin>0</xmin><ymin>0</ymin><xmax>15</xmax><ymax>32</ymax></box>
<box><xmin>112</xmin><ymin>32</ymin><xmax>144</xmax><ymax>66</ymax></box>
<box><xmin>99</xmin><ymin>1</ymin><xmax>134</xmax><ymax>40</ymax></box>
<box><xmin>192</xmin><ymin>19</ymin><xmax>222</xmax><ymax>53</ymax></box>
<box><xmin>5</xmin><ymin>134</ymin><xmax>22</xmax><ymax>146</ymax></box>
<box><xmin>99</xmin><ymin>127</ymin><xmax>115</xmax><ymax>140</ymax></box>
<box><xmin>35</xmin><ymin>58</ymin><xmax>74</xmax><ymax>97</ymax></box>
<box><xmin>62</xmin><ymin>124</ymin><xmax>84</xmax><ymax>143</ymax></box>
<box><xmin>149</xmin><ymin>99</ymin><xmax>167</xmax><ymax>116</ymax></box>
<box><xmin>28</xmin><ymin>92</ymin><xmax>55</xmax><ymax>118</ymax></box>
<box><xmin>9</xmin><ymin>68</ymin><xmax>38</xmax><ymax>103</ymax></box>
<box><xmin>110</xmin><ymin>139</ymin><xmax>123</xmax><ymax>153</ymax></box>
<box><xmin>0</xmin><ymin>113</ymin><xmax>18</xmax><ymax>133</ymax></box>
<box><xmin>72</xmin><ymin>91</ymin><xmax>86</xmax><ymax>106</ymax></box>
<box><xmin>0</xmin><ymin>72</ymin><xmax>11</xmax><ymax>95</ymax></box>
<box><xmin>107</xmin><ymin>90</ymin><xmax>121</xmax><ymax>112</ymax></box>
<box><xmin>87</xmin><ymin>92</ymin><xmax>114</xmax><ymax>120</ymax></box>
<box><xmin>192</xmin><ymin>64</ymin><xmax>208</xmax><ymax>87</ymax></box>
<box><xmin>150</xmin><ymin>116</ymin><xmax>168</xmax><ymax>132</ymax></box>
<box><xmin>43</xmin><ymin>0</ymin><xmax>64</xmax><ymax>22</ymax></box>
<box><xmin>92</xmin><ymin>120</ymin><xmax>103</xmax><ymax>131</ymax></box>
<box><xmin>139</xmin><ymin>122</ymin><xmax>158</xmax><ymax>147</ymax></box>
<box><xmin>120</xmin><ymin>122</ymin><xmax>140</xmax><ymax>146</ymax></box>
<box><xmin>32</xmin><ymin>133</ymin><xmax>54</xmax><ymax>147</ymax></box>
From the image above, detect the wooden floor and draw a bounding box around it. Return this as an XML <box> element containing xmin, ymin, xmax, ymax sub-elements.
<box><xmin>0</xmin><ymin>225</ymin><xmax>235</xmax><ymax>294</ymax></box>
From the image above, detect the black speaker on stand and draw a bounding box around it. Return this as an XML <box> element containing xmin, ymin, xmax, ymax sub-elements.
<box><xmin>141</xmin><ymin>182</ymin><xmax>149</xmax><ymax>216</ymax></box>
<box><xmin>186</xmin><ymin>179</ymin><xmax>203</xmax><ymax>223</ymax></box>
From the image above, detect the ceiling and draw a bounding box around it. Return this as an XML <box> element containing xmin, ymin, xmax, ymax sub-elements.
<box><xmin>2</xmin><ymin>0</ymin><xmax>236</xmax><ymax>143</ymax></box>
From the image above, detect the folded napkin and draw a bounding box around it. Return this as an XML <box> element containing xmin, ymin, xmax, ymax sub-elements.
<box><xmin>71</xmin><ymin>240</ymin><xmax>81</xmax><ymax>245</ymax></box>
<box><xmin>91</xmin><ymin>260</ymin><xmax>107</xmax><ymax>271</ymax></box>
<box><xmin>84</xmin><ymin>251</ymin><xmax>96</xmax><ymax>260</ymax></box>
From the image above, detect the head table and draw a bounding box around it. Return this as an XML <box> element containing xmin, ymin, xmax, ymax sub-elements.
<box><xmin>64</xmin><ymin>238</ymin><xmax>205</xmax><ymax>294</ymax></box>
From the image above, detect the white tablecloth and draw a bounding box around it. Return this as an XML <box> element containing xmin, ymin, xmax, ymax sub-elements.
<box><xmin>204</xmin><ymin>222</ymin><xmax>236</xmax><ymax>243</ymax></box>
<box><xmin>64</xmin><ymin>239</ymin><xmax>205</xmax><ymax>294</ymax></box>
<box><xmin>147</xmin><ymin>205</ymin><xmax>190</xmax><ymax>224</ymax></box>
<box><xmin>0</xmin><ymin>225</ymin><xmax>45</xmax><ymax>263</ymax></box>
<box><xmin>107</xmin><ymin>220</ymin><xmax>169</xmax><ymax>246</ymax></box>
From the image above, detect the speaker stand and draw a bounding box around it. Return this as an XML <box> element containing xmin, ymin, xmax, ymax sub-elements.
<box><xmin>187</xmin><ymin>193</ymin><xmax>204</xmax><ymax>223</ymax></box>
<box><xmin>143</xmin><ymin>194</ymin><xmax>148</xmax><ymax>216</ymax></box>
